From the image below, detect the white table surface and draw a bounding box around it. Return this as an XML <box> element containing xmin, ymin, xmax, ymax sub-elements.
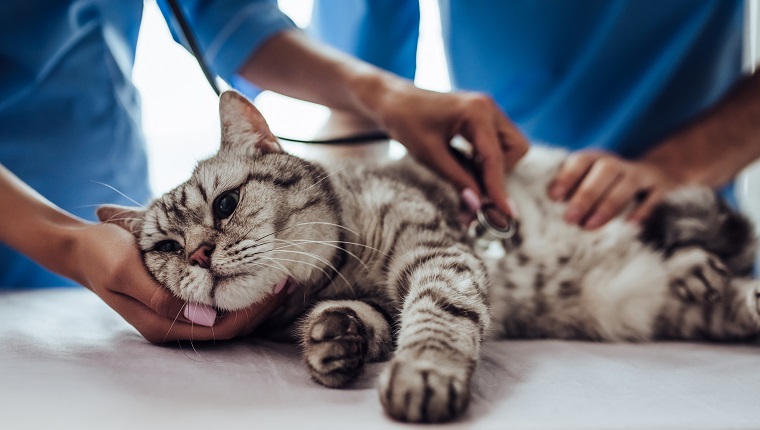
<box><xmin>2</xmin><ymin>287</ymin><xmax>759</xmax><ymax>430</ymax></box>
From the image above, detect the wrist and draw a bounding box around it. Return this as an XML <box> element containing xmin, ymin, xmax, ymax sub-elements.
<box><xmin>342</xmin><ymin>66</ymin><xmax>411</xmax><ymax>128</ymax></box>
<box><xmin>44</xmin><ymin>214</ymin><xmax>92</xmax><ymax>286</ymax></box>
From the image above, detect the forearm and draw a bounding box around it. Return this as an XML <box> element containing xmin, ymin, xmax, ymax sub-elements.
<box><xmin>641</xmin><ymin>73</ymin><xmax>760</xmax><ymax>188</ymax></box>
<box><xmin>0</xmin><ymin>164</ymin><xmax>89</xmax><ymax>284</ymax></box>
<box><xmin>238</xmin><ymin>29</ymin><xmax>408</xmax><ymax>124</ymax></box>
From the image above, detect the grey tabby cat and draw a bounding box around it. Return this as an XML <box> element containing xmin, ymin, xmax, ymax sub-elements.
<box><xmin>99</xmin><ymin>91</ymin><xmax>760</xmax><ymax>423</ymax></box>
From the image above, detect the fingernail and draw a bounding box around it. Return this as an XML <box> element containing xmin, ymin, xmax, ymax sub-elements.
<box><xmin>507</xmin><ymin>198</ymin><xmax>520</xmax><ymax>219</ymax></box>
<box><xmin>564</xmin><ymin>206</ymin><xmax>583</xmax><ymax>224</ymax></box>
<box><xmin>273</xmin><ymin>278</ymin><xmax>287</xmax><ymax>294</ymax></box>
<box><xmin>584</xmin><ymin>214</ymin><xmax>604</xmax><ymax>229</ymax></box>
<box><xmin>183</xmin><ymin>303</ymin><xmax>217</xmax><ymax>327</ymax></box>
<box><xmin>286</xmin><ymin>280</ymin><xmax>300</xmax><ymax>295</ymax></box>
<box><xmin>460</xmin><ymin>188</ymin><xmax>481</xmax><ymax>214</ymax></box>
<box><xmin>550</xmin><ymin>184</ymin><xmax>566</xmax><ymax>200</ymax></box>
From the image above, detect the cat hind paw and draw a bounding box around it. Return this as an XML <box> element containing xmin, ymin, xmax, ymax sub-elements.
<box><xmin>667</xmin><ymin>248</ymin><xmax>730</xmax><ymax>304</ymax></box>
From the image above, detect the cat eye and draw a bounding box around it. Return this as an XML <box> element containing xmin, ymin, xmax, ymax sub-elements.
<box><xmin>214</xmin><ymin>190</ymin><xmax>240</xmax><ymax>219</ymax></box>
<box><xmin>154</xmin><ymin>240</ymin><xmax>182</xmax><ymax>253</ymax></box>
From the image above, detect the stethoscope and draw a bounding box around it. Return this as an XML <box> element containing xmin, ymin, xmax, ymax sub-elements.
<box><xmin>165</xmin><ymin>0</ymin><xmax>518</xmax><ymax>247</ymax></box>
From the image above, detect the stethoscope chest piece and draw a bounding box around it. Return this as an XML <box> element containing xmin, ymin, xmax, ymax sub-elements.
<box><xmin>468</xmin><ymin>203</ymin><xmax>518</xmax><ymax>252</ymax></box>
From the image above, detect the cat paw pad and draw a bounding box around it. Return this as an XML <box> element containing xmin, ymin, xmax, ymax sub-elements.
<box><xmin>667</xmin><ymin>249</ymin><xmax>730</xmax><ymax>303</ymax></box>
<box><xmin>378</xmin><ymin>358</ymin><xmax>472</xmax><ymax>423</ymax></box>
<box><xmin>304</xmin><ymin>309</ymin><xmax>368</xmax><ymax>388</ymax></box>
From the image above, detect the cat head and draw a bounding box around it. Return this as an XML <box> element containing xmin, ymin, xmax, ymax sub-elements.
<box><xmin>97</xmin><ymin>91</ymin><xmax>342</xmax><ymax>311</ymax></box>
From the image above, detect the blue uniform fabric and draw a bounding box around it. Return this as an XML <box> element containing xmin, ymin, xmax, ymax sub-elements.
<box><xmin>0</xmin><ymin>0</ymin><xmax>295</xmax><ymax>287</ymax></box>
<box><xmin>311</xmin><ymin>0</ymin><xmax>744</xmax><ymax>156</ymax></box>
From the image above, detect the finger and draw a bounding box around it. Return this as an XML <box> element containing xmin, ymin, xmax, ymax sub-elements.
<box><xmin>127</xmin><ymin>287</ymin><xmax>288</xmax><ymax>344</ymax></box>
<box><xmin>628</xmin><ymin>190</ymin><xmax>664</xmax><ymax>225</ymax></box>
<box><xmin>100</xmin><ymin>240</ymin><xmax>194</xmax><ymax>324</ymax></box>
<box><xmin>112</xmin><ymin>275</ymin><xmax>190</xmax><ymax>324</ymax></box>
<box><xmin>583</xmin><ymin>173</ymin><xmax>640</xmax><ymax>229</ymax></box>
<box><xmin>213</xmin><ymin>290</ymin><xmax>290</xmax><ymax>339</ymax></box>
<box><xmin>549</xmin><ymin>152</ymin><xmax>602</xmax><ymax>201</ymax></box>
<box><xmin>495</xmin><ymin>116</ymin><xmax>530</xmax><ymax>172</ymax></box>
<box><xmin>411</xmin><ymin>138</ymin><xmax>482</xmax><ymax>198</ymax></box>
<box><xmin>107</xmin><ymin>292</ymin><xmax>218</xmax><ymax>344</ymax></box>
<box><xmin>564</xmin><ymin>161</ymin><xmax>622</xmax><ymax>225</ymax></box>
<box><xmin>465</xmin><ymin>118</ymin><xmax>511</xmax><ymax>217</ymax></box>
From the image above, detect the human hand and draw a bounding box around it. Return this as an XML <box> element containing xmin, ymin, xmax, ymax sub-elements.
<box><xmin>548</xmin><ymin>151</ymin><xmax>682</xmax><ymax>229</ymax></box>
<box><xmin>74</xmin><ymin>223</ymin><xmax>287</xmax><ymax>344</ymax></box>
<box><xmin>372</xmin><ymin>84</ymin><xmax>529</xmax><ymax>218</ymax></box>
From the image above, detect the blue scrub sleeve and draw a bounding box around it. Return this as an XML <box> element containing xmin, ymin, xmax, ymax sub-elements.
<box><xmin>157</xmin><ymin>0</ymin><xmax>296</xmax><ymax>83</ymax></box>
<box><xmin>309</xmin><ymin>0</ymin><xmax>419</xmax><ymax>81</ymax></box>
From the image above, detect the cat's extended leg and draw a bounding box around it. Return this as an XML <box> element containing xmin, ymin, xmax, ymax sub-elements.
<box><xmin>300</xmin><ymin>300</ymin><xmax>392</xmax><ymax>388</ymax></box>
<box><xmin>665</xmin><ymin>247</ymin><xmax>731</xmax><ymax>303</ymax></box>
<box><xmin>379</xmin><ymin>242</ymin><xmax>490</xmax><ymax>423</ymax></box>
<box><xmin>640</xmin><ymin>187</ymin><xmax>757</xmax><ymax>276</ymax></box>
<box><xmin>654</xmin><ymin>277</ymin><xmax>760</xmax><ymax>340</ymax></box>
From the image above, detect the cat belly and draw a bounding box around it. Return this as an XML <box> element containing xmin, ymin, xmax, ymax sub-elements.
<box><xmin>486</xmin><ymin>154</ymin><xmax>670</xmax><ymax>341</ymax></box>
<box><xmin>486</xmin><ymin>221</ymin><xmax>669</xmax><ymax>341</ymax></box>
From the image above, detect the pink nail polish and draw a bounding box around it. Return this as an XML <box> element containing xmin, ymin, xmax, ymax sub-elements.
<box><xmin>183</xmin><ymin>303</ymin><xmax>217</xmax><ymax>327</ymax></box>
<box><xmin>584</xmin><ymin>215</ymin><xmax>603</xmax><ymax>229</ymax></box>
<box><xmin>273</xmin><ymin>278</ymin><xmax>287</xmax><ymax>294</ymax></box>
<box><xmin>550</xmin><ymin>184</ymin><xmax>566</xmax><ymax>200</ymax></box>
<box><xmin>461</xmin><ymin>188</ymin><xmax>481</xmax><ymax>214</ymax></box>
<box><xmin>564</xmin><ymin>206</ymin><xmax>583</xmax><ymax>224</ymax></box>
<box><xmin>507</xmin><ymin>198</ymin><xmax>520</xmax><ymax>219</ymax></box>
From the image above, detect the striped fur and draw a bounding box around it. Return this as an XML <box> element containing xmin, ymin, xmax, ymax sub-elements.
<box><xmin>98</xmin><ymin>91</ymin><xmax>760</xmax><ymax>423</ymax></box>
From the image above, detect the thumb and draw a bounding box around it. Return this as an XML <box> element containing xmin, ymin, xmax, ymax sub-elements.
<box><xmin>146</xmin><ymin>285</ymin><xmax>216</xmax><ymax>326</ymax></box>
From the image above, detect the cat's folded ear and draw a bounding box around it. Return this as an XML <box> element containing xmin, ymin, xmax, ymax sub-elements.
<box><xmin>219</xmin><ymin>90</ymin><xmax>282</xmax><ymax>156</ymax></box>
<box><xmin>96</xmin><ymin>204</ymin><xmax>145</xmax><ymax>237</ymax></box>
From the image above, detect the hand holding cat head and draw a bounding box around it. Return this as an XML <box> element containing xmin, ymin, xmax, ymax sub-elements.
<box><xmin>98</xmin><ymin>91</ymin><xmax>338</xmax><ymax>314</ymax></box>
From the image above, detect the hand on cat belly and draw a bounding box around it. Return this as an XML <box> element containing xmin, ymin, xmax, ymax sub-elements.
<box><xmin>549</xmin><ymin>151</ymin><xmax>682</xmax><ymax>229</ymax></box>
<box><xmin>77</xmin><ymin>223</ymin><xmax>289</xmax><ymax>344</ymax></box>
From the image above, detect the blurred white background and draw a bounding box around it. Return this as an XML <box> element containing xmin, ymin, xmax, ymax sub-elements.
<box><xmin>133</xmin><ymin>0</ymin><xmax>447</xmax><ymax>195</ymax></box>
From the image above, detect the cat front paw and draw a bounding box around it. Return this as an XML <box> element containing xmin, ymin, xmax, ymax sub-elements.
<box><xmin>303</xmin><ymin>308</ymin><xmax>368</xmax><ymax>388</ymax></box>
<box><xmin>667</xmin><ymin>248</ymin><xmax>730</xmax><ymax>304</ymax></box>
<box><xmin>378</xmin><ymin>357</ymin><xmax>473</xmax><ymax>423</ymax></box>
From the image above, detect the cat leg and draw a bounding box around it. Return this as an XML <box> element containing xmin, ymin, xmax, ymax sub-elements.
<box><xmin>654</xmin><ymin>277</ymin><xmax>760</xmax><ymax>341</ymax></box>
<box><xmin>640</xmin><ymin>187</ymin><xmax>757</xmax><ymax>276</ymax></box>
<box><xmin>379</xmin><ymin>244</ymin><xmax>490</xmax><ymax>423</ymax></box>
<box><xmin>665</xmin><ymin>247</ymin><xmax>730</xmax><ymax>303</ymax></box>
<box><xmin>300</xmin><ymin>300</ymin><xmax>392</xmax><ymax>388</ymax></box>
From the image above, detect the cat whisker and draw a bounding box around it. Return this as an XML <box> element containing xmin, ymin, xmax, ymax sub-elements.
<box><xmin>263</xmin><ymin>255</ymin><xmax>353</xmax><ymax>295</ymax></box>
<box><xmin>271</xmin><ymin>238</ymin><xmax>370</xmax><ymax>272</ymax></box>
<box><xmin>254</xmin><ymin>221</ymin><xmax>359</xmax><ymax>243</ymax></box>
<box><xmin>302</xmin><ymin>166</ymin><xmax>346</xmax><ymax>193</ymax></box>
<box><xmin>247</xmin><ymin>259</ymin><xmax>294</xmax><ymax>281</ymax></box>
<box><xmin>90</xmin><ymin>181</ymin><xmax>145</xmax><ymax>208</ymax></box>
<box><xmin>163</xmin><ymin>302</ymin><xmax>187</xmax><ymax>345</ymax></box>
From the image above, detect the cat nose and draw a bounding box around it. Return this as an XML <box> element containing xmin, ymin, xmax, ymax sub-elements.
<box><xmin>189</xmin><ymin>244</ymin><xmax>215</xmax><ymax>269</ymax></box>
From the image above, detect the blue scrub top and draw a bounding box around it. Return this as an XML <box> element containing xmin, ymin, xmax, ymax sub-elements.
<box><xmin>0</xmin><ymin>0</ymin><xmax>295</xmax><ymax>287</ymax></box>
<box><xmin>311</xmin><ymin>0</ymin><xmax>744</xmax><ymax>156</ymax></box>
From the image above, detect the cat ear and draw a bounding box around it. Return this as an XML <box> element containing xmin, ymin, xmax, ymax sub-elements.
<box><xmin>219</xmin><ymin>90</ymin><xmax>282</xmax><ymax>156</ymax></box>
<box><xmin>96</xmin><ymin>204</ymin><xmax>145</xmax><ymax>236</ymax></box>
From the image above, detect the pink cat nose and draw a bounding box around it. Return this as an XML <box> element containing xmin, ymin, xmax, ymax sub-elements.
<box><xmin>189</xmin><ymin>244</ymin><xmax>214</xmax><ymax>269</ymax></box>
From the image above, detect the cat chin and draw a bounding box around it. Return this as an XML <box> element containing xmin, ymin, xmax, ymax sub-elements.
<box><xmin>211</xmin><ymin>274</ymin><xmax>282</xmax><ymax>311</ymax></box>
